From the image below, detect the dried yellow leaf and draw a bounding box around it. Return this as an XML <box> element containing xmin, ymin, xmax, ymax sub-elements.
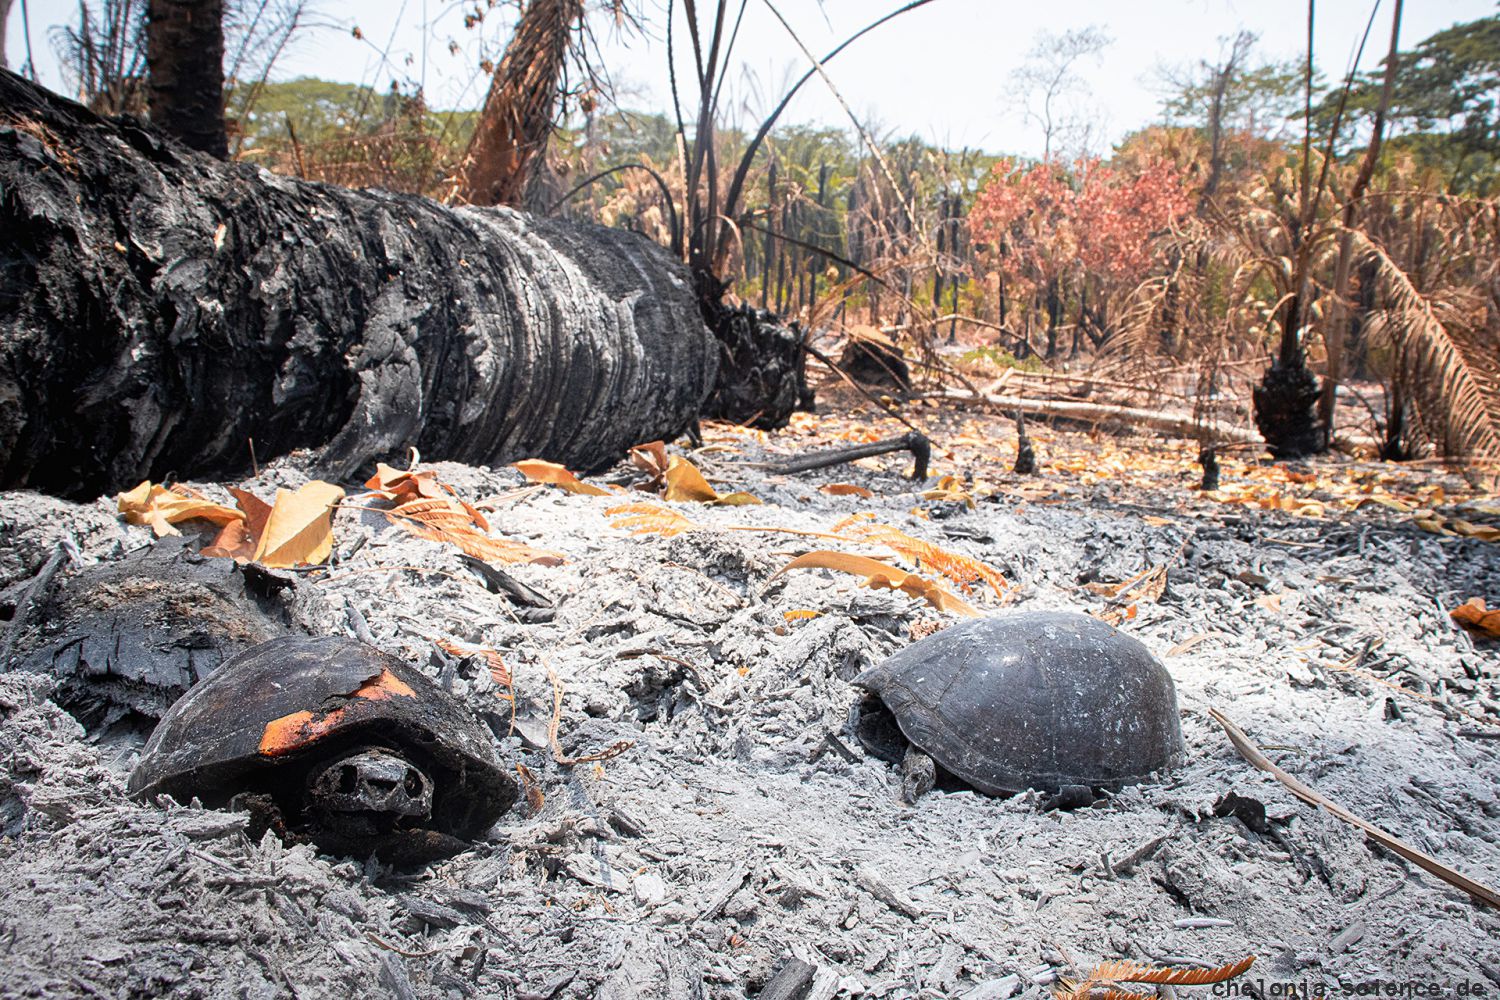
<box><xmin>117</xmin><ymin>480</ymin><xmax>244</xmax><ymax>537</ymax></box>
<box><xmin>513</xmin><ymin>459</ymin><xmax>611</xmax><ymax>496</ymax></box>
<box><xmin>662</xmin><ymin>456</ymin><xmax>719</xmax><ymax>502</ymax></box>
<box><xmin>820</xmin><ymin>483</ymin><xmax>874</xmax><ymax>498</ymax></box>
<box><xmin>252</xmin><ymin>480</ymin><xmax>345</xmax><ymax>568</ymax></box>
<box><xmin>606</xmin><ymin>503</ymin><xmax>697</xmax><ymax>537</ymax></box>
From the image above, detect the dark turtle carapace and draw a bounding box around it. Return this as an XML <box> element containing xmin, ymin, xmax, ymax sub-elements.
<box><xmin>129</xmin><ymin>635</ymin><xmax>517</xmax><ymax>863</ymax></box>
<box><xmin>853</xmin><ymin>611</ymin><xmax>1184</xmax><ymax>804</ymax></box>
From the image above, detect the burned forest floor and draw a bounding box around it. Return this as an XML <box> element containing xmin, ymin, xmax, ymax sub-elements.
<box><xmin>2</xmin><ymin>384</ymin><xmax>1499</xmax><ymax>1000</ymax></box>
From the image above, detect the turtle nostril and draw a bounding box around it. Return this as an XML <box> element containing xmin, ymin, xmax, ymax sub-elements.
<box><xmin>404</xmin><ymin>770</ymin><xmax>422</xmax><ymax>796</ymax></box>
<box><xmin>338</xmin><ymin>765</ymin><xmax>358</xmax><ymax>793</ymax></box>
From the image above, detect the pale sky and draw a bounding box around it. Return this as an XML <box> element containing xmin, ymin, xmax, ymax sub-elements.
<box><xmin>7</xmin><ymin>1</ymin><xmax>1493</xmax><ymax>159</ymax></box>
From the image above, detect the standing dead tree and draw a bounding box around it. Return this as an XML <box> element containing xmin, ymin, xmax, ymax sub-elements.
<box><xmin>452</xmin><ymin>0</ymin><xmax>587</xmax><ymax>206</ymax></box>
<box><xmin>0</xmin><ymin>72</ymin><xmax>716</xmax><ymax>498</ymax></box>
<box><xmin>145</xmin><ymin>0</ymin><xmax>228</xmax><ymax>156</ymax></box>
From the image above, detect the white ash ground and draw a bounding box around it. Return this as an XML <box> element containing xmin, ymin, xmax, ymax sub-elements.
<box><xmin>1</xmin><ymin>432</ymin><xmax>1499</xmax><ymax>1000</ymax></box>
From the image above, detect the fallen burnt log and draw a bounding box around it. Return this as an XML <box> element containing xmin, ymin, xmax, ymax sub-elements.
<box><xmin>6</xmin><ymin>539</ymin><xmax>306</xmax><ymax>731</ymax></box>
<box><xmin>0</xmin><ymin>72</ymin><xmax>717</xmax><ymax>499</ymax></box>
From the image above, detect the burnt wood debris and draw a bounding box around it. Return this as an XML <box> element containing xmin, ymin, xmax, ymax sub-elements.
<box><xmin>0</xmin><ymin>71</ymin><xmax>721</xmax><ymax>499</ymax></box>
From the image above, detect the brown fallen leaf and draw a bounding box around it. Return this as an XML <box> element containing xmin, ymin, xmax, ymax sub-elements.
<box><xmin>202</xmin><ymin>486</ymin><xmax>276</xmax><ymax>561</ymax></box>
<box><xmin>1055</xmin><ymin>955</ymin><xmax>1256</xmax><ymax>1000</ymax></box>
<box><xmin>515</xmin><ymin>762</ymin><xmax>545</xmax><ymax>815</ymax></box>
<box><xmin>513</xmin><ymin>459</ymin><xmax>611</xmax><ymax>497</ymax></box>
<box><xmin>820</xmin><ymin>483</ymin><xmax>874</xmax><ymax>498</ymax></box>
<box><xmin>367</xmin><ymin>460</ymin><xmax>492</xmax><ymax>530</ymax></box>
<box><xmin>629</xmin><ymin>441</ymin><xmax>671</xmax><ymax>490</ymax></box>
<box><xmin>661</xmin><ymin>455</ymin><xmax>760</xmax><ymax>505</ymax></box>
<box><xmin>1092</xmin><ymin>603</ymin><xmax>1139</xmax><ymax>626</ymax></box>
<box><xmin>1084</xmin><ymin>565</ymin><xmax>1167</xmax><ymax>601</ymax></box>
<box><xmin>436</xmin><ymin>637</ymin><xmax>515</xmax><ymax>731</ymax></box>
<box><xmin>1252</xmin><ymin>592</ymin><xmax>1284</xmax><ymax>613</ymax></box>
<box><xmin>117</xmin><ymin>480</ymin><xmax>243</xmax><ymax>537</ymax></box>
<box><xmin>365</xmin><ymin>462</ymin><xmax>447</xmax><ymax>502</ymax></box>
<box><xmin>1451</xmin><ymin>598</ymin><xmax>1500</xmax><ymax>639</ymax></box>
<box><xmin>1449</xmin><ymin>519</ymin><xmax>1500</xmax><ymax>542</ymax></box>
<box><xmin>663</xmin><ymin>455</ymin><xmax>719</xmax><ymax>502</ymax></box>
<box><xmin>770</xmin><ymin>550</ymin><xmax>979</xmax><ymax>617</ymax></box>
<box><xmin>252</xmin><ymin>480</ymin><xmax>345</xmax><ymax>568</ymax></box>
<box><xmin>1166</xmin><ymin>632</ymin><xmax>1220</xmax><ymax>657</ymax></box>
<box><xmin>393</xmin><ymin>511</ymin><xmax>563</xmax><ymax>565</ymax></box>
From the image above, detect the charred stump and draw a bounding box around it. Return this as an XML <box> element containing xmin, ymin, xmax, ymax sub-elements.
<box><xmin>838</xmin><ymin>336</ymin><xmax>911</xmax><ymax>394</ymax></box>
<box><xmin>1252</xmin><ymin>361</ymin><xmax>1322</xmax><ymax>459</ymax></box>
<box><xmin>0</xmin><ymin>72</ymin><xmax>717</xmax><ymax>499</ymax></box>
<box><xmin>697</xmin><ymin>294</ymin><xmax>812</xmax><ymax>430</ymax></box>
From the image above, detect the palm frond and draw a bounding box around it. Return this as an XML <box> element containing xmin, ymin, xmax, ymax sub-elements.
<box><xmin>1355</xmin><ymin>231</ymin><xmax>1500</xmax><ymax>465</ymax></box>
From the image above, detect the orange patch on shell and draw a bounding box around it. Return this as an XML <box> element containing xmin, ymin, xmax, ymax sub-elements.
<box><xmin>257</xmin><ymin>669</ymin><xmax>417</xmax><ymax>757</ymax></box>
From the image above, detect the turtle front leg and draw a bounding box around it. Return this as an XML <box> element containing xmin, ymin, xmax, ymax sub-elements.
<box><xmin>900</xmin><ymin>746</ymin><xmax>936</xmax><ymax>803</ymax></box>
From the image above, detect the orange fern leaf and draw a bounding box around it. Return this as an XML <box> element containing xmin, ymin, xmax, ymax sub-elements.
<box><xmin>1086</xmin><ymin>955</ymin><xmax>1256</xmax><ymax>987</ymax></box>
<box><xmin>397</xmin><ymin>518</ymin><xmax>562</xmax><ymax>565</ymax></box>
<box><xmin>831</xmin><ymin>515</ymin><xmax>1009</xmax><ymax>598</ymax></box>
<box><xmin>606</xmin><ymin>502</ymin><xmax>698</xmax><ymax>537</ymax></box>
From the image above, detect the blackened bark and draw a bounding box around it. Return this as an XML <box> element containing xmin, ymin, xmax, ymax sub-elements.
<box><xmin>1252</xmin><ymin>361</ymin><xmax>1322</xmax><ymax>458</ymax></box>
<box><xmin>0</xmin><ymin>72</ymin><xmax>717</xmax><ymax>498</ymax></box>
<box><xmin>0</xmin><ymin>0</ymin><xmax>12</xmax><ymax>71</ymax></box>
<box><xmin>697</xmin><ymin>296</ymin><xmax>810</xmax><ymax>430</ymax></box>
<box><xmin>146</xmin><ymin>0</ymin><xmax>228</xmax><ymax>158</ymax></box>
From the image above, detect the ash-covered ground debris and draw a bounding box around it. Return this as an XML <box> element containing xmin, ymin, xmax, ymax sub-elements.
<box><xmin>1</xmin><ymin>409</ymin><xmax>1498</xmax><ymax>999</ymax></box>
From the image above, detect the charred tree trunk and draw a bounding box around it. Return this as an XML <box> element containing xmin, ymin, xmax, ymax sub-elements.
<box><xmin>0</xmin><ymin>0</ymin><xmax>13</xmax><ymax>71</ymax></box>
<box><xmin>0</xmin><ymin>73</ymin><xmax>716</xmax><ymax>499</ymax></box>
<box><xmin>145</xmin><ymin>0</ymin><xmax>227</xmax><ymax>158</ymax></box>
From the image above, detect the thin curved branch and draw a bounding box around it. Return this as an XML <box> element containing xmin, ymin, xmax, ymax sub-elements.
<box><xmin>545</xmin><ymin>162</ymin><xmax>681</xmax><ymax>253</ymax></box>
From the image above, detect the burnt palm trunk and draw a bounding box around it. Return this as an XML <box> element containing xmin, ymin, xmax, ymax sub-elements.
<box><xmin>145</xmin><ymin>0</ymin><xmax>227</xmax><ymax>158</ymax></box>
<box><xmin>1252</xmin><ymin>291</ymin><xmax>1322</xmax><ymax>457</ymax></box>
<box><xmin>1251</xmin><ymin>0</ymin><xmax>1322</xmax><ymax>459</ymax></box>
<box><xmin>0</xmin><ymin>72</ymin><xmax>716</xmax><ymax>499</ymax></box>
<box><xmin>453</xmin><ymin>0</ymin><xmax>584</xmax><ymax>206</ymax></box>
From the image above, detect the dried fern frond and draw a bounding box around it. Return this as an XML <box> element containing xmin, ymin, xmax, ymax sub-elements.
<box><xmin>606</xmin><ymin>502</ymin><xmax>698</xmax><ymax>537</ymax></box>
<box><xmin>394</xmin><ymin>512</ymin><xmax>564</xmax><ymax>565</ymax></box>
<box><xmin>831</xmin><ymin>514</ymin><xmax>1008</xmax><ymax>598</ymax></box>
<box><xmin>1056</xmin><ymin>955</ymin><xmax>1256</xmax><ymax>1000</ymax></box>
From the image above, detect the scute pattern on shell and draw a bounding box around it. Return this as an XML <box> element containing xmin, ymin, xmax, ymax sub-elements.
<box><xmin>853</xmin><ymin>611</ymin><xmax>1185</xmax><ymax>795</ymax></box>
<box><xmin>128</xmin><ymin>636</ymin><xmax>516</xmax><ymax>838</ymax></box>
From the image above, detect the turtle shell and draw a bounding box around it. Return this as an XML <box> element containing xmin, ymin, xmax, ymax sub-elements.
<box><xmin>853</xmin><ymin>611</ymin><xmax>1183</xmax><ymax>795</ymax></box>
<box><xmin>128</xmin><ymin>636</ymin><xmax>516</xmax><ymax>838</ymax></box>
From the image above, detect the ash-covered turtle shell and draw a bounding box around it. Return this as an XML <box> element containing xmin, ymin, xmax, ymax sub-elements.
<box><xmin>128</xmin><ymin>636</ymin><xmax>516</xmax><ymax>838</ymax></box>
<box><xmin>853</xmin><ymin>611</ymin><xmax>1184</xmax><ymax>795</ymax></box>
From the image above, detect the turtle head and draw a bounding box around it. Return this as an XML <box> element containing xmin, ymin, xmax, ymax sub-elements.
<box><xmin>306</xmin><ymin>748</ymin><xmax>433</xmax><ymax>832</ymax></box>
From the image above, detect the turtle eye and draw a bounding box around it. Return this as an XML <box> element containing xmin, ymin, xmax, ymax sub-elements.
<box><xmin>338</xmin><ymin>764</ymin><xmax>359</xmax><ymax>793</ymax></box>
<box><xmin>403</xmin><ymin>769</ymin><xmax>423</xmax><ymax>796</ymax></box>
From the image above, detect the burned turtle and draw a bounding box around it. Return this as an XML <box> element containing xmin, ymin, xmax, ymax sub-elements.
<box><xmin>853</xmin><ymin>611</ymin><xmax>1183</xmax><ymax>804</ymax></box>
<box><xmin>129</xmin><ymin>635</ymin><xmax>517</xmax><ymax>863</ymax></box>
